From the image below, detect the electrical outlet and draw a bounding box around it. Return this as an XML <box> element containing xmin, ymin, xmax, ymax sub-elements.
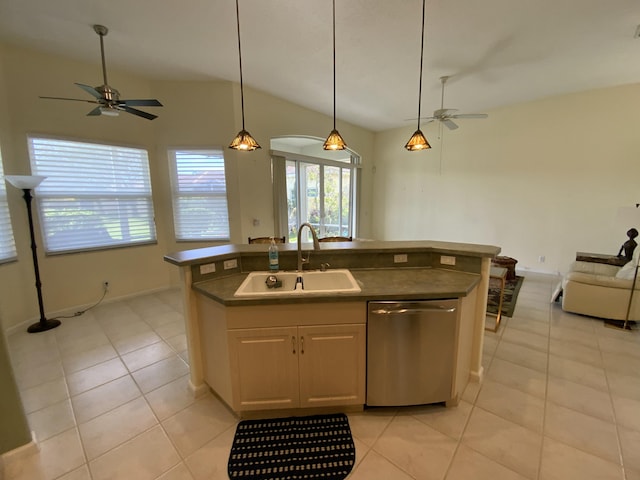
<box><xmin>224</xmin><ymin>258</ymin><xmax>238</xmax><ymax>270</ymax></box>
<box><xmin>440</xmin><ymin>255</ymin><xmax>456</xmax><ymax>266</ymax></box>
<box><xmin>393</xmin><ymin>254</ymin><xmax>408</xmax><ymax>263</ymax></box>
<box><xmin>199</xmin><ymin>263</ymin><xmax>216</xmax><ymax>275</ymax></box>
<box><xmin>103</xmin><ymin>281</ymin><xmax>109</xmax><ymax>291</ymax></box>
<box><xmin>538</xmin><ymin>255</ymin><xmax>546</xmax><ymax>263</ymax></box>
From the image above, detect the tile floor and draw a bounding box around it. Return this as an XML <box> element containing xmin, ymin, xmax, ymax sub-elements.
<box><xmin>3</xmin><ymin>272</ymin><xmax>640</xmax><ymax>479</ymax></box>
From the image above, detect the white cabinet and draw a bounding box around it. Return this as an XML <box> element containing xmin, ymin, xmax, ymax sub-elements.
<box><xmin>227</xmin><ymin>326</ymin><xmax>299</xmax><ymax>410</ymax></box>
<box><xmin>196</xmin><ymin>296</ymin><xmax>366</xmax><ymax>415</ymax></box>
<box><xmin>228</xmin><ymin>324</ymin><xmax>365</xmax><ymax>411</ymax></box>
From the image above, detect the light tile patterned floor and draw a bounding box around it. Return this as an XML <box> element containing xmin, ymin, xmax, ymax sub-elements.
<box><xmin>3</xmin><ymin>273</ymin><xmax>640</xmax><ymax>479</ymax></box>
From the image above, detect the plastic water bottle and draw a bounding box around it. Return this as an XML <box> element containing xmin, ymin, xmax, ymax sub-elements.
<box><xmin>268</xmin><ymin>237</ymin><xmax>279</xmax><ymax>272</ymax></box>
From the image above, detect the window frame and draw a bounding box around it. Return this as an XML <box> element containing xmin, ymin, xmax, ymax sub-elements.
<box><xmin>27</xmin><ymin>135</ymin><xmax>157</xmax><ymax>255</ymax></box>
<box><xmin>168</xmin><ymin>147</ymin><xmax>231</xmax><ymax>242</ymax></box>
<box><xmin>0</xmin><ymin>147</ymin><xmax>17</xmax><ymax>264</ymax></box>
<box><xmin>274</xmin><ymin>149</ymin><xmax>359</xmax><ymax>242</ymax></box>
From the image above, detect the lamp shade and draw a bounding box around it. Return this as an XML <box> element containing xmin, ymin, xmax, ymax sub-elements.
<box><xmin>404</xmin><ymin>129</ymin><xmax>431</xmax><ymax>151</ymax></box>
<box><xmin>229</xmin><ymin>129</ymin><xmax>261</xmax><ymax>151</ymax></box>
<box><xmin>5</xmin><ymin>175</ymin><xmax>47</xmax><ymax>189</ymax></box>
<box><xmin>323</xmin><ymin>129</ymin><xmax>347</xmax><ymax>151</ymax></box>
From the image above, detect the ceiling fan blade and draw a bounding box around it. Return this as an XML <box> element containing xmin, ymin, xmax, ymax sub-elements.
<box><xmin>434</xmin><ymin>108</ymin><xmax>458</xmax><ymax>117</ymax></box>
<box><xmin>87</xmin><ymin>107</ymin><xmax>102</xmax><ymax>116</ymax></box>
<box><xmin>122</xmin><ymin>106</ymin><xmax>158</xmax><ymax>120</ymax></box>
<box><xmin>75</xmin><ymin>83</ymin><xmax>102</xmax><ymax>99</ymax></box>
<box><xmin>449</xmin><ymin>113</ymin><xmax>488</xmax><ymax>119</ymax></box>
<box><xmin>120</xmin><ymin>99</ymin><xmax>163</xmax><ymax>107</ymax></box>
<box><xmin>441</xmin><ymin>119</ymin><xmax>459</xmax><ymax>130</ymax></box>
<box><xmin>40</xmin><ymin>96</ymin><xmax>100</xmax><ymax>104</ymax></box>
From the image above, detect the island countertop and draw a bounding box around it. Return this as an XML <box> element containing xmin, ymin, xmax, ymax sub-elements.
<box><xmin>193</xmin><ymin>267</ymin><xmax>481</xmax><ymax>306</ymax></box>
<box><xmin>165</xmin><ymin>239</ymin><xmax>500</xmax><ymax>267</ymax></box>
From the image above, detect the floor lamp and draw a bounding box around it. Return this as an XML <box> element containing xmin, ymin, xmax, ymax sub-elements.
<box><xmin>622</xmin><ymin>252</ymin><xmax>639</xmax><ymax>331</ymax></box>
<box><xmin>5</xmin><ymin>175</ymin><xmax>61</xmax><ymax>333</ymax></box>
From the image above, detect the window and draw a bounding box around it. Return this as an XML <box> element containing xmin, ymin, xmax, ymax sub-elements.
<box><xmin>0</xmin><ymin>148</ymin><xmax>17</xmax><ymax>263</ymax></box>
<box><xmin>28</xmin><ymin>136</ymin><xmax>156</xmax><ymax>254</ymax></box>
<box><xmin>168</xmin><ymin>149</ymin><xmax>230</xmax><ymax>241</ymax></box>
<box><xmin>286</xmin><ymin>159</ymin><xmax>356</xmax><ymax>241</ymax></box>
<box><xmin>271</xmin><ymin>137</ymin><xmax>359</xmax><ymax>243</ymax></box>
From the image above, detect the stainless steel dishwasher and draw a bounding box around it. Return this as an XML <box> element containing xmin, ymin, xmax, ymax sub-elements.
<box><xmin>366</xmin><ymin>299</ymin><xmax>457</xmax><ymax>407</ymax></box>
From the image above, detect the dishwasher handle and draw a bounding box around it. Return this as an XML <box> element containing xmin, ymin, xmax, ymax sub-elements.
<box><xmin>370</xmin><ymin>305</ymin><xmax>456</xmax><ymax>315</ymax></box>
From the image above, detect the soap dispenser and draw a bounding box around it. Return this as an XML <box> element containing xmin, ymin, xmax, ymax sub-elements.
<box><xmin>268</xmin><ymin>237</ymin><xmax>279</xmax><ymax>272</ymax></box>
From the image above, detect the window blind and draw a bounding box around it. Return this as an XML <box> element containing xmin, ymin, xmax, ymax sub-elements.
<box><xmin>28</xmin><ymin>137</ymin><xmax>157</xmax><ymax>254</ymax></box>
<box><xmin>169</xmin><ymin>149</ymin><xmax>230</xmax><ymax>241</ymax></box>
<box><xmin>0</xmin><ymin>150</ymin><xmax>17</xmax><ymax>263</ymax></box>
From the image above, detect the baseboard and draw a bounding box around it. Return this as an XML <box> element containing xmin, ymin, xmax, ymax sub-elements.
<box><xmin>469</xmin><ymin>366</ymin><xmax>484</xmax><ymax>384</ymax></box>
<box><xmin>1</xmin><ymin>431</ymin><xmax>39</xmax><ymax>476</ymax></box>
<box><xmin>188</xmin><ymin>379</ymin><xmax>210</xmax><ymax>398</ymax></box>
<box><xmin>4</xmin><ymin>285</ymin><xmax>179</xmax><ymax>337</ymax></box>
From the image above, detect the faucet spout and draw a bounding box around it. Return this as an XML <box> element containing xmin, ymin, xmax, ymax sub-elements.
<box><xmin>297</xmin><ymin>223</ymin><xmax>320</xmax><ymax>271</ymax></box>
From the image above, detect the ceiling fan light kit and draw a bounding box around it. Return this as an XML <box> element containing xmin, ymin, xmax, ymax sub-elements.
<box><xmin>404</xmin><ymin>0</ymin><xmax>431</xmax><ymax>152</ymax></box>
<box><xmin>229</xmin><ymin>0</ymin><xmax>261</xmax><ymax>151</ymax></box>
<box><xmin>39</xmin><ymin>24</ymin><xmax>163</xmax><ymax>120</ymax></box>
<box><xmin>323</xmin><ymin>0</ymin><xmax>347</xmax><ymax>151</ymax></box>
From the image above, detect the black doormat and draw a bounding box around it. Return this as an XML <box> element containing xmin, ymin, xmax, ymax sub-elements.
<box><xmin>487</xmin><ymin>275</ymin><xmax>525</xmax><ymax>318</ymax></box>
<box><xmin>228</xmin><ymin>413</ymin><xmax>356</xmax><ymax>480</ymax></box>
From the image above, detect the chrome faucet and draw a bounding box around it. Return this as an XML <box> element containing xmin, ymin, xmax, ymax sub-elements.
<box><xmin>297</xmin><ymin>223</ymin><xmax>320</xmax><ymax>271</ymax></box>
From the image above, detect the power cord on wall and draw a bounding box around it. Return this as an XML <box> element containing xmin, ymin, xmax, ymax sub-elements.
<box><xmin>50</xmin><ymin>282</ymin><xmax>109</xmax><ymax>320</ymax></box>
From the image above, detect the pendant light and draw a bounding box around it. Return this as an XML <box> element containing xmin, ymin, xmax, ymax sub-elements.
<box><xmin>404</xmin><ymin>0</ymin><xmax>431</xmax><ymax>151</ymax></box>
<box><xmin>229</xmin><ymin>0</ymin><xmax>261</xmax><ymax>151</ymax></box>
<box><xmin>323</xmin><ymin>0</ymin><xmax>347</xmax><ymax>151</ymax></box>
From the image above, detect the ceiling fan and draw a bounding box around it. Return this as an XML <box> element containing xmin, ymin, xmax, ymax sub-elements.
<box><xmin>420</xmin><ymin>76</ymin><xmax>488</xmax><ymax>130</ymax></box>
<box><xmin>39</xmin><ymin>25</ymin><xmax>163</xmax><ymax>120</ymax></box>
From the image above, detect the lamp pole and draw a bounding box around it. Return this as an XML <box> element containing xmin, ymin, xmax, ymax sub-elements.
<box><xmin>5</xmin><ymin>175</ymin><xmax>60</xmax><ymax>333</ymax></box>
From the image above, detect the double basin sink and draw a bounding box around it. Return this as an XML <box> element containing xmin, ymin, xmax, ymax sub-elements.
<box><xmin>234</xmin><ymin>269</ymin><xmax>361</xmax><ymax>297</ymax></box>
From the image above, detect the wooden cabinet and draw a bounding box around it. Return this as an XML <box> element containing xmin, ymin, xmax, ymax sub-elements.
<box><xmin>196</xmin><ymin>296</ymin><xmax>366</xmax><ymax>415</ymax></box>
<box><xmin>227</xmin><ymin>326</ymin><xmax>299</xmax><ymax>410</ymax></box>
<box><xmin>228</xmin><ymin>323</ymin><xmax>365</xmax><ymax>411</ymax></box>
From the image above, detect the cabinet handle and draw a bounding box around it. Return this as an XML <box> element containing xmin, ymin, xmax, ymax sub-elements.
<box><xmin>292</xmin><ymin>336</ymin><xmax>296</xmax><ymax>354</ymax></box>
<box><xmin>300</xmin><ymin>336</ymin><xmax>304</xmax><ymax>355</ymax></box>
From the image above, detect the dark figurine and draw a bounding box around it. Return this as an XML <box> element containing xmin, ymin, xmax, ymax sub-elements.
<box><xmin>618</xmin><ymin>228</ymin><xmax>638</xmax><ymax>262</ymax></box>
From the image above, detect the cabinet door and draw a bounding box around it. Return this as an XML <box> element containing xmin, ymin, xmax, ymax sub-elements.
<box><xmin>228</xmin><ymin>326</ymin><xmax>299</xmax><ymax>411</ymax></box>
<box><xmin>298</xmin><ymin>324</ymin><xmax>366</xmax><ymax>407</ymax></box>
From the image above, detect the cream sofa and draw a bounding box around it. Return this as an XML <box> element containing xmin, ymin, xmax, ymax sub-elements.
<box><xmin>561</xmin><ymin>255</ymin><xmax>640</xmax><ymax>321</ymax></box>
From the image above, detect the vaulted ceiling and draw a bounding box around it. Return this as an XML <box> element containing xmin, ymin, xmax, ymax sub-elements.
<box><xmin>0</xmin><ymin>0</ymin><xmax>638</xmax><ymax>131</ymax></box>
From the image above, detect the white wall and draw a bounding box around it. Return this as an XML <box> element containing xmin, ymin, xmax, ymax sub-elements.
<box><xmin>0</xmin><ymin>43</ymin><xmax>374</xmax><ymax>330</ymax></box>
<box><xmin>372</xmin><ymin>83</ymin><xmax>640</xmax><ymax>275</ymax></box>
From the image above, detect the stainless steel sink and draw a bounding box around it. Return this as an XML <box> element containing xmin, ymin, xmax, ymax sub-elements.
<box><xmin>234</xmin><ymin>269</ymin><xmax>361</xmax><ymax>297</ymax></box>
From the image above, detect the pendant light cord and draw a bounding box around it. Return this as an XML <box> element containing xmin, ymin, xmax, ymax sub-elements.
<box><xmin>416</xmin><ymin>0</ymin><xmax>426</xmax><ymax>130</ymax></box>
<box><xmin>332</xmin><ymin>0</ymin><xmax>337</xmax><ymax>131</ymax></box>
<box><xmin>235</xmin><ymin>0</ymin><xmax>246</xmax><ymax>130</ymax></box>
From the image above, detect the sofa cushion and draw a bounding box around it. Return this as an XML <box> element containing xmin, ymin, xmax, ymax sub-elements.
<box><xmin>615</xmin><ymin>261</ymin><xmax>637</xmax><ymax>280</ymax></box>
<box><xmin>565</xmin><ymin>271</ymin><xmax>635</xmax><ymax>289</ymax></box>
<box><xmin>569</xmin><ymin>261</ymin><xmax>620</xmax><ymax>277</ymax></box>
<box><xmin>615</xmin><ymin>246</ymin><xmax>640</xmax><ymax>280</ymax></box>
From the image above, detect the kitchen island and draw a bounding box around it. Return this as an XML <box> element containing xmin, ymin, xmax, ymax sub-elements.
<box><xmin>164</xmin><ymin>240</ymin><xmax>500</xmax><ymax>417</ymax></box>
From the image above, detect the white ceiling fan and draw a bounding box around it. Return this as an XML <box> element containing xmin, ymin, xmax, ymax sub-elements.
<box><xmin>421</xmin><ymin>76</ymin><xmax>488</xmax><ymax>130</ymax></box>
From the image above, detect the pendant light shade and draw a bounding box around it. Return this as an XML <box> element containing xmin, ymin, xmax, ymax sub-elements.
<box><xmin>404</xmin><ymin>0</ymin><xmax>431</xmax><ymax>152</ymax></box>
<box><xmin>404</xmin><ymin>129</ymin><xmax>431</xmax><ymax>151</ymax></box>
<box><xmin>323</xmin><ymin>129</ymin><xmax>347</xmax><ymax>151</ymax></box>
<box><xmin>323</xmin><ymin>0</ymin><xmax>347</xmax><ymax>151</ymax></box>
<box><xmin>229</xmin><ymin>129</ymin><xmax>261</xmax><ymax>151</ymax></box>
<box><xmin>229</xmin><ymin>0</ymin><xmax>261</xmax><ymax>151</ymax></box>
